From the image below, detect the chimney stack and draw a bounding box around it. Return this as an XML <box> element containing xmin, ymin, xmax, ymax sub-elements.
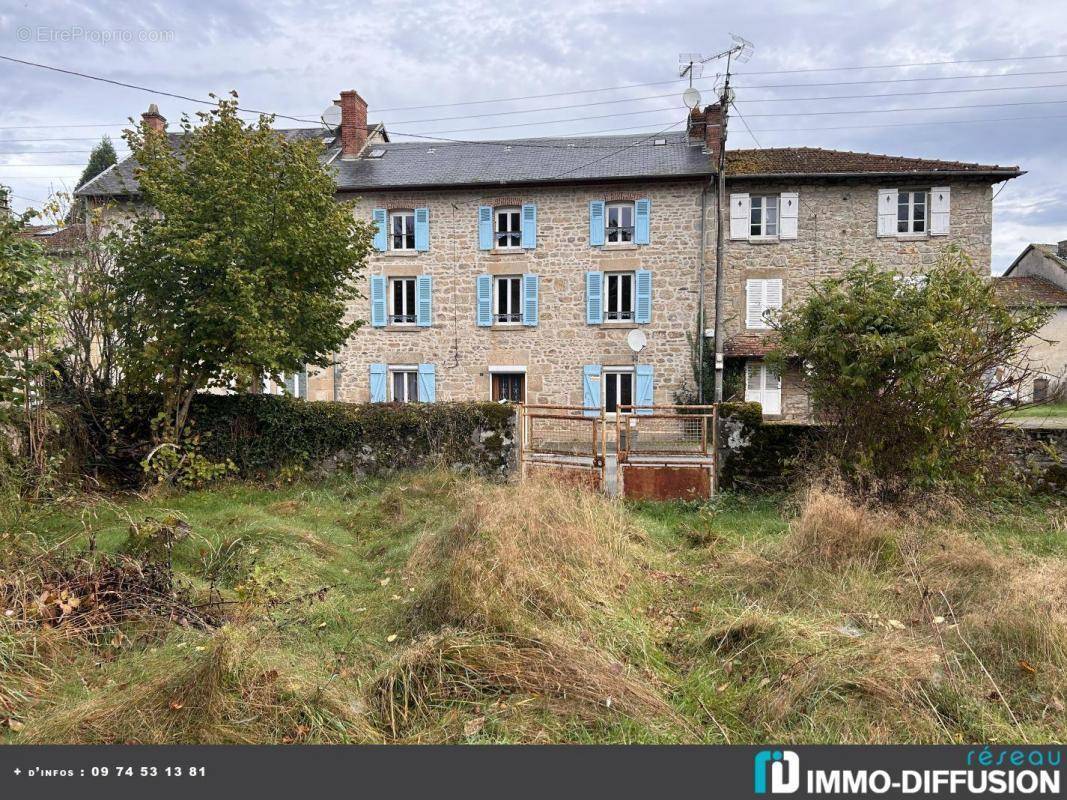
<box><xmin>703</xmin><ymin>102</ymin><xmax>724</xmax><ymax>167</ymax></box>
<box><xmin>1058</xmin><ymin>240</ymin><xmax>1067</xmax><ymax>259</ymax></box>
<box><xmin>337</xmin><ymin>90</ymin><xmax>368</xmax><ymax>159</ymax></box>
<box><xmin>141</xmin><ymin>103</ymin><xmax>166</xmax><ymax>134</ymax></box>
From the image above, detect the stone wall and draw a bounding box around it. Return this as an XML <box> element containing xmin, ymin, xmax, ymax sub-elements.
<box><xmin>717</xmin><ymin>179</ymin><xmax>996</xmax><ymax>420</ymax></box>
<box><xmin>335</xmin><ymin>179</ymin><xmax>710</xmax><ymax>406</ymax></box>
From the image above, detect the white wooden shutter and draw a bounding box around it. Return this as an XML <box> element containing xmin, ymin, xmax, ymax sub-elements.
<box><xmin>730</xmin><ymin>193</ymin><xmax>750</xmax><ymax>240</ymax></box>
<box><xmin>744</xmin><ymin>361</ymin><xmax>763</xmax><ymax>405</ymax></box>
<box><xmin>746</xmin><ymin>279</ymin><xmax>765</xmax><ymax>328</ymax></box>
<box><xmin>779</xmin><ymin>192</ymin><xmax>798</xmax><ymax>239</ymax></box>
<box><xmin>930</xmin><ymin>186</ymin><xmax>950</xmax><ymax>235</ymax></box>
<box><xmin>877</xmin><ymin>188</ymin><xmax>898</xmax><ymax>237</ymax></box>
<box><xmin>763</xmin><ymin>367</ymin><xmax>782</xmax><ymax>415</ymax></box>
<box><xmin>764</xmin><ymin>279</ymin><xmax>783</xmax><ymax>326</ymax></box>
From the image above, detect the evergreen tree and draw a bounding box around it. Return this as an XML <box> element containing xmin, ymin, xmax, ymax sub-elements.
<box><xmin>75</xmin><ymin>137</ymin><xmax>118</xmax><ymax>190</ymax></box>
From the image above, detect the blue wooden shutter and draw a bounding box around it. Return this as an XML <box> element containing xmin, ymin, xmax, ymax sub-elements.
<box><xmin>585</xmin><ymin>271</ymin><xmax>603</xmax><ymax>324</ymax></box>
<box><xmin>589</xmin><ymin>200</ymin><xmax>605</xmax><ymax>246</ymax></box>
<box><xmin>416</xmin><ymin>274</ymin><xmax>432</xmax><ymax>327</ymax></box>
<box><xmin>417</xmin><ymin>363</ymin><xmax>436</xmax><ymax>402</ymax></box>
<box><xmin>369</xmin><ymin>363</ymin><xmax>387</xmax><ymax>403</ymax></box>
<box><xmin>522</xmin><ymin>273</ymin><xmax>539</xmax><ymax>326</ymax></box>
<box><xmin>583</xmin><ymin>364</ymin><xmax>601</xmax><ymax>417</ymax></box>
<box><xmin>478</xmin><ymin>206</ymin><xmax>493</xmax><ymax>250</ymax></box>
<box><xmin>372</xmin><ymin>208</ymin><xmax>388</xmax><ymax>251</ymax></box>
<box><xmin>370</xmin><ymin>275</ymin><xmax>386</xmax><ymax>327</ymax></box>
<box><xmin>476</xmin><ymin>274</ymin><xmax>493</xmax><ymax>327</ymax></box>
<box><xmin>635</xmin><ymin>365</ymin><xmax>654</xmax><ymax>415</ymax></box>
<box><xmin>521</xmin><ymin>203</ymin><xmax>537</xmax><ymax>249</ymax></box>
<box><xmin>635</xmin><ymin>269</ymin><xmax>652</xmax><ymax>324</ymax></box>
<box><xmin>414</xmin><ymin>207</ymin><xmax>430</xmax><ymax>251</ymax></box>
<box><xmin>634</xmin><ymin>198</ymin><xmax>651</xmax><ymax>244</ymax></box>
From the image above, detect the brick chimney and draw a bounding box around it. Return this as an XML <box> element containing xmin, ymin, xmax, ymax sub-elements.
<box><xmin>141</xmin><ymin>103</ymin><xmax>166</xmax><ymax>134</ymax></box>
<box><xmin>703</xmin><ymin>102</ymin><xmax>724</xmax><ymax>167</ymax></box>
<box><xmin>687</xmin><ymin>105</ymin><xmax>706</xmax><ymax>145</ymax></box>
<box><xmin>1058</xmin><ymin>240</ymin><xmax>1067</xmax><ymax>259</ymax></box>
<box><xmin>337</xmin><ymin>90</ymin><xmax>368</xmax><ymax>159</ymax></box>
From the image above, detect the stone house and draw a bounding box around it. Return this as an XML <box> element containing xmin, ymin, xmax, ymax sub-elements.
<box><xmin>996</xmin><ymin>242</ymin><xmax>1067</xmax><ymax>403</ymax></box>
<box><xmin>76</xmin><ymin>91</ymin><xmax>1022</xmax><ymax>420</ymax></box>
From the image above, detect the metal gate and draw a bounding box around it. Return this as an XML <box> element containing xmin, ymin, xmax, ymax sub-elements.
<box><xmin>517</xmin><ymin>404</ymin><xmax>605</xmax><ymax>491</ymax></box>
<box><xmin>615</xmin><ymin>405</ymin><xmax>717</xmax><ymax>500</ymax></box>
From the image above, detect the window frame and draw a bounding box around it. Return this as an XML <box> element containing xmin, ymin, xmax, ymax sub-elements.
<box><xmin>897</xmin><ymin>189</ymin><xmax>929</xmax><ymax>235</ymax></box>
<box><xmin>602</xmin><ymin>367</ymin><xmax>635</xmax><ymax>415</ymax></box>
<box><xmin>389</xmin><ymin>365</ymin><xmax>419</xmax><ymax>403</ymax></box>
<box><xmin>605</xmin><ymin>201</ymin><xmax>635</xmax><ymax>244</ymax></box>
<box><xmin>490</xmin><ymin>370</ymin><xmax>526</xmax><ymax>403</ymax></box>
<box><xmin>745</xmin><ymin>361</ymin><xmax>782</xmax><ymax>416</ymax></box>
<box><xmin>494</xmin><ymin>206</ymin><xmax>522</xmax><ymax>250</ymax></box>
<box><xmin>388</xmin><ymin>276</ymin><xmax>417</xmax><ymax>325</ymax></box>
<box><xmin>493</xmin><ymin>274</ymin><xmax>523</xmax><ymax>325</ymax></box>
<box><xmin>750</xmin><ymin>194</ymin><xmax>780</xmax><ymax>238</ymax></box>
<box><xmin>605</xmin><ymin>271</ymin><xmax>636</xmax><ymax>322</ymax></box>
<box><xmin>389</xmin><ymin>209</ymin><xmax>416</xmax><ymax>251</ymax></box>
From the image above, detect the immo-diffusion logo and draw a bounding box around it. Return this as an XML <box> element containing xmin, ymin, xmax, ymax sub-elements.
<box><xmin>754</xmin><ymin>750</ymin><xmax>801</xmax><ymax>794</ymax></box>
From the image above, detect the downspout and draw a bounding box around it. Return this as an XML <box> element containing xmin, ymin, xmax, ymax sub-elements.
<box><xmin>712</xmin><ymin>126</ymin><xmax>727</xmax><ymax>403</ymax></box>
<box><xmin>697</xmin><ymin>184</ymin><xmax>707</xmax><ymax>403</ymax></box>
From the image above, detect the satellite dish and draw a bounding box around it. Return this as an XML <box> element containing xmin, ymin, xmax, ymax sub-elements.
<box><xmin>320</xmin><ymin>104</ymin><xmax>342</xmax><ymax>128</ymax></box>
<box><xmin>627</xmin><ymin>329</ymin><xmax>648</xmax><ymax>353</ymax></box>
<box><xmin>683</xmin><ymin>86</ymin><xmax>702</xmax><ymax>109</ymax></box>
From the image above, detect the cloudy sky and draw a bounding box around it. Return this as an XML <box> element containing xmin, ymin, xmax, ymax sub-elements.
<box><xmin>1</xmin><ymin>0</ymin><xmax>1064</xmax><ymax>272</ymax></box>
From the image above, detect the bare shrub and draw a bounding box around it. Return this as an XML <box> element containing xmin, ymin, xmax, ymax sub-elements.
<box><xmin>784</xmin><ymin>487</ymin><xmax>896</xmax><ymax>569</ymax></box>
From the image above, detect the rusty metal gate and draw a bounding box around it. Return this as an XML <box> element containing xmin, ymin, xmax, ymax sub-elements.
<box><xmin>615</xmin><ymin>405</ymin><xmax>717</xmax><ymax>500</ymax></box>
<box><xmin>518</xmin><ymin>404</ymin><xmax>605</xmax><ymax>491</ymax></box>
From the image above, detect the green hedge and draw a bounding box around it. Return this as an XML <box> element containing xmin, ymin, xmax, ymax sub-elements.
<box><xmin>717</xmin><ymin>402</ymin><xmax>817</xmax><ymax>492</ymax></box>
<box><xmin>187</xmin><ymin>395</ymin><xmax>516</xmax><ymax>478</ymax></box>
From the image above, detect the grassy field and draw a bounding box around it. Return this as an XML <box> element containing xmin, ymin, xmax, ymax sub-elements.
<box><xmin>1007</xmin><ymin>403</ymin><xmax>1067</xmax><ymax>419</ymax></box>
<box><xmin>1</xmin><ymin>472</ymin><xmax>1064</xmax><ymax>744</ymax></box>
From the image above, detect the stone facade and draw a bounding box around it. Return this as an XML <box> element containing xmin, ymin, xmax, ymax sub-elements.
<box><xmin>334</xmin><ymin>179</ymin><xmax>710</xmax><ymax>407</ymax></box>
<box><xmin>718</xmin><ymin>179</ymin><xmax>995</xmax><ymax>420</ymax></box>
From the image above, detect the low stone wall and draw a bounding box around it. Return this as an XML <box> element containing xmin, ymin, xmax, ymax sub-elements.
<box><xmin>1005</xmin><ymin>426</ymin><xmax>1067</xmax><ymax>493</ymax></box>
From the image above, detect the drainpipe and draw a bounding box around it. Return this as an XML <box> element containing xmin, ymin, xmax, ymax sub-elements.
<box><xmin>697</xmin><ymin>184</ymin><xmax>708</xmax><ymax>403</ymax></box>
<box><xmin>712</xmin><ymin>118</ymin><xmax>727</xmax><ymax>404</ymax></box>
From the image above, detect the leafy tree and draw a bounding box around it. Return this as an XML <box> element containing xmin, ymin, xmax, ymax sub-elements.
<box><xmin>75</xmin><ymin>136</ymin><xmax>118</xmax><ymax>190</ymax></box>
<box><xmin>767</xmin><ymin>247</ymin><xmax>1049</xmax><ymax>494</ymax></box>
<box><xmin>116</xmin><ymin>93</ymin><xmax>372</xmax><ymax>442</ymax></box>
<box><xmin>0</xmin><ymin>209</ymin><xmax>64</xmax><ymax>484</ymax></box>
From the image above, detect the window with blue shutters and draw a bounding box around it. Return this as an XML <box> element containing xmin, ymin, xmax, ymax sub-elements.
<box><xmin>589</xmin><ymin>200</ymin><xmax>605</xmax><ymax>246</ymax></box>
<box><xmin>586</xmin><ymin>271</ymin><xmax>604</xmax><ymax>324</ymax></box>
<box><xmin>415</xmin><ymin>275</ymin><xmax>432</xmax><ymax>327</ymax></box>
<box><xmin>635</xmin><ymin>269</ymin><xmax>652</xmax><ymax>323</ymax></box>
<box><xmin>370</xmin><ymin>275</ymin><xmax>387</xmax><ymax>327</ymax></box>
<box><xmin>521</xmin><ymin>203</ymin><xmax>537</xmax><ymax>249</ymax></box>
<box><xmin>478</xmin><ymin>206</ymin><xmax>493</xmax><ymax>250</ymax></box>
<box><xmin>522</xmin><ymin>273</ymin><xmax>539</xmax><ymax>326</ymax></box>
<box><xmin>414</xmin><ymin>207</ymin><xmax>430</xmax><ymax>251</ymax></box>
<box><xmin>476</xmin><ymin>274</ymin><xmax>493</xmax><ymax>327</ymax></box>
<box><xmin>372</xmin><ymin>208</ymin><xmax>388</xmax><ymax>252</ymax></box>
<box><xmin>417</xmin><ymin>363</ymin><xmax>436</xmax><ymax>402</ymax></box>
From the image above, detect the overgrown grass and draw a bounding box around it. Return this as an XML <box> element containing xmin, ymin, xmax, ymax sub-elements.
<box><xmin>1</xmin><ymin>472</ymin><xmax>1063</xmax><ymax>743</ymax></box>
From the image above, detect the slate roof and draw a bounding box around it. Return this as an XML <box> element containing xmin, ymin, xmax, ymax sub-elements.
<box><xmin>993</xmin><ymin>276</ymin><xmax>1067</xmax><ymax>307</ymax></box>
<box><xmin>726</xmin><ymin>147</ymin><xmax>1021</xmax><ymax>179</ymax></box>
<box><xmin>76</xmin><ymin>129</ymin><xmax>1022</xmax><ymax>199</ymax></box>
<box><xmin>1003</xmin><ymin>243</ymin><xmax>1067</xmax><ymax>277</ymax></box>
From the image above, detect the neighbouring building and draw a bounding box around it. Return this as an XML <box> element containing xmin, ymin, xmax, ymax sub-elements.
<box><xmin>996</xmin><ymin>242</ymin><xmax>1067</xmax><ymax>403</ymax></box>
<box><xmin>75</xmin><ymin>91</ymin><xmax>1022</xmax><ymax>420</ymax></box>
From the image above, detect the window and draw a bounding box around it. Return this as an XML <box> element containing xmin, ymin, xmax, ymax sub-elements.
<box><xmin>1033</xmin><ymin>378</ymin><xmax>1050</xmax><ymax>404</ymax></box>
<box><xmin>745</xmin><ymin>362</ymin><xmax>781</xmax><ymax>416</ymax></box>
<box><xmin>750</xmin><ymin>195</ymin><xmax>779</xmax><ymax>237</ymax></box>
<box><xmin>491</xmin><ymin>372</ymin><xmax>525</xmax><ymax>403</ymax></box>
<box><xmin>606</xmin><ymin>202</ymin><xmax>634</xmax><ymax>243</ymax></box>
<box><xmin>606</xmin><ymin>272</ymin><xmax>635</xmax><ymax>322</ymax></box>
<box><xmin>390</xmin><ymin>210</ymin><xmax>416</xmax><ymax>250</ymax></box>
<box><xmin>746</xmin><ymin>278</ymin><xmax>783</xmax><ymax>330</ymax></box>
<box><xmin>494</xmin><ymin>275</ymin><xmax>522</xmax><ymax>324</ymax></box>
<box><xmin>603</xmin><ymin>369</ymin><xmax>634</xmax><ymax>414</ymax></box>
<box><xmin>897</xmin><ymin>190</ymin><xmax>928</xmax><ymax>234</ymax></box>
<box><xmin>495</xmin><ymin>207</ymin><xmax>521</xmax><ymax>249</ymax></box>
<box><xmin>389</xmin><ymin>277</ymin><xmax>416</xmax><ymax>324</ymax></box>
<box><xmin>390</xmin><ymin>368</ymin><xmax>419</xmax><ymax>403</ymax></box>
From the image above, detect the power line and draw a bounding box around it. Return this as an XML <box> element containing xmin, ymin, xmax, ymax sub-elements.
<box><xmin>730</xmin><ymin>101</ymin><xmax>761</xmax><ymax>149</ymax></box>
<box><xmin>734</xmin><ymin>67</ymin><xmax>1067</xmax><ymax>91</ymax></box>
<box><xmin>743</xmin><ymin>111</ymin><xmax>1067</xmax><ymax>133</ymax></box>
<box><xmin>732</xmin><ymin>80</ymin><xmax>1067</xmax><ymax>105</ymax></box>
<box><xmin>548</xmin><ymin>120</ymin><xmax>686</xmax><ymax>180</ymax></box>
<box><xmin>735</xmin><ymin>96</ymin><xmax>1067</xmax><ymax>118</ymax></box>
<box><xmin>734</xmin><ymin>52</ymin><xmax>1067</xmax><ymax>76</ymax></box>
